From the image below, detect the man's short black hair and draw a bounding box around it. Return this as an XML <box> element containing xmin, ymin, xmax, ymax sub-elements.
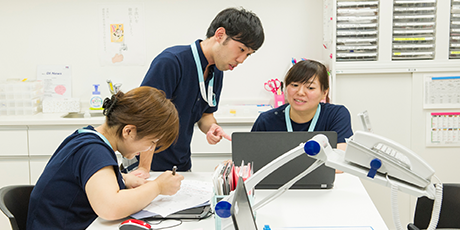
<box><xmin>206</xmin><ymin>7</ymin><xmax>265</xmax><ymax>51</ymax></box>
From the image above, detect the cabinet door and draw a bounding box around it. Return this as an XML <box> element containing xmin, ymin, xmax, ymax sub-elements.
<box><xmin>0</xmin><ymin>158</ymin><xmax>30</xmax><ymax>186</ymax></box>
<box><xmin>28</xmin><ymin>125</ymin><xmax>81</xmax><ymax>156</ymax></box>
<box><xmin>0</xmin><ymin>158</ymin><xmax>29</xmax><ymax>230</ymax></box>
<box><xmin>0</xmin><ymin>126</ymin><xmax>28</xmax><ymax>156</ymax></box>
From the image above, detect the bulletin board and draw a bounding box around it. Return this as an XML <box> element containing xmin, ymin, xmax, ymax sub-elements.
<box><xmin>426</xmin><ymin>112</ymin><xmax>460</xmax><ymax>147</ymax></box>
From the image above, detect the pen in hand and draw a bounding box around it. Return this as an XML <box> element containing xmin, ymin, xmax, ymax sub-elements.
<box><xmin>172</xmin><ymin>166</ymin><xmax>177</xmax><ymax>176</ymax></box>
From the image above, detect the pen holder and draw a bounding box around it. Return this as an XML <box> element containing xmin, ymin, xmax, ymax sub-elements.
<box><xmin>274</xmin><ymin>93</ymin><xmax>285</xmax><ymax>108</ymax></box>
<box><xmin>212</xmin><ymin>194</ymin><xmax>229</xmax><ymax>230</ymax></box>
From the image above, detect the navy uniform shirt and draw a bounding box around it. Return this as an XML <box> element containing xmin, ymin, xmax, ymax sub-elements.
<box><xmin>141</xmin><ymin>39</ymin><xmax>223</xmax><ymax>171</ymax></box>
<box><xmin>251</xmin><ymin>103</ymin><xmax>353</xmax><ymax>143</ymax></box>
<box><xmin>27</xmin><ymin>125</ymin><xmax>125</xmax><ymax>230</ymax></box>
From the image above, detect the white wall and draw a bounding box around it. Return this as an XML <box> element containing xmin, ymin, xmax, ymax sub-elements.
<box><xmin>0</xmin><ymin>0</ymin><xmax>323</xmax><ymax>106</ymax></box>
<box><xmin>1</xmin><ymin>1</ymin><xmax>459</xmax><ymax>230</ymax></box>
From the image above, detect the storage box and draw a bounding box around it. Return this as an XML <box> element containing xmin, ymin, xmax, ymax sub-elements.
<box><xmin>42</xmin><ymin>98</ymin><xmax>80</xmax><ymax>113</ymax></box>
<box><xmin>0</xmin><ymin>81</ymin><xmax>43</xmax><ymax>116</ymax></box>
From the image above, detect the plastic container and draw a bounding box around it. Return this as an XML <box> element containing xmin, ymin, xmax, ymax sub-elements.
<box><xmin>274</xmin><ymin>93</ymin><xmax>285</xmax><ymax>108</ymax></box>
<box><xmin>0</xmin><ymin>80</ymin><xmax>43</xmax><ymax>116</ymax></box>
<box><xmin>89</xmin><ymin>84</ymin><xmax>103</xmax><ymax>110</ymax></box>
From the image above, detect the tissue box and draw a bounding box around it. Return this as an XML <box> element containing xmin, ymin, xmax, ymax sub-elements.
<box><xmin>43</xmin><ymin>98</ymin><xmax>80</xmax><ymax>113</ymax></box>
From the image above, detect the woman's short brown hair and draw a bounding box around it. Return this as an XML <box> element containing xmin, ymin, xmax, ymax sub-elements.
<box><xmin>103</xmin><ymin>86</ymin><xmax>179</xmax><ymax>153</ymax></box>
<box><xmin>284</xmin><ymin>60</ymin><xmax>329</xmax><ymax>93</ymax></box>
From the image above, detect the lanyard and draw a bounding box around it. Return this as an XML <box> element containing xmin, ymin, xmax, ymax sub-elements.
<box><xmin>77</xmin><ymin>128</ymin><xmax>125</xmax><ymax>186</ymax></box>
<box><xmin>78</xmin><ymin>129</ymin><xmax>113</xmax><ymax>149</ymax></box>
<box><xmin>285</xmin><ymin>104</ymin><xmax>321</xmax><ymax>132</ymax></box>
<box><xmin>191</xmin><ymin>42</ymin><xmax>216</xmax><ymax>107</ymax></box>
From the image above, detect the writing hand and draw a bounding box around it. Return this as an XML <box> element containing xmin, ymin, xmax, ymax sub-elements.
<box><xmin>154</xmin><ymin>171</ymin><xmax>184</xmax><ymax>195</ymax></box>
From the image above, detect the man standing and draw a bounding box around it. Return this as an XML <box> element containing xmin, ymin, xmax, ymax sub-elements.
<box><xmin>129</xmin><ymin>7</ymin><xmax>264</xmax><ymax>176</ymax></box>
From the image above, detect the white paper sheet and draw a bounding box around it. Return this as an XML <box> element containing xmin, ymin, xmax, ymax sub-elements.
<box><xmin>133</xmin><ymin>180</ymin><xmax>213</xmax><ymax>218</ymax></box>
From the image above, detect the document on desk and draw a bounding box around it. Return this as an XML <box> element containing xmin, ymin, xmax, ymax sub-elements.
<box><xmin>131</xmin><ymin>180</ymin><xmax>213</xmax><ymax>219</ymax></box>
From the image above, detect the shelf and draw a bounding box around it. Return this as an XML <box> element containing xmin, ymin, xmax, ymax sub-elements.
<box><xmin>392</xmin><ymin>0</ymin><xmax>437</xmax><ymax>61</ymax></box>
<box><xmin>336</xmin><ymin>0</ymin><xmax>380</xmax><ymax>62</ymax></box>
<box><xmin>450</xmin><ymin>0</ymin><xmax>460</xmax><ymax>59</ymax></box>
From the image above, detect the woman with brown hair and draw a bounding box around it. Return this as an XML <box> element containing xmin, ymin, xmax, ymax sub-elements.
<box><xmin>27</xmin><ymin>86</ymin><xmax>182</xmax><ymax>230</ymax></box>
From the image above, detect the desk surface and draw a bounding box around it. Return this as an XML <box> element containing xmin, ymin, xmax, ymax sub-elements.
<box><xmin>87</xmin><ymin>172</ymin><xmax>388</xmax><ymax>230</ymax></box>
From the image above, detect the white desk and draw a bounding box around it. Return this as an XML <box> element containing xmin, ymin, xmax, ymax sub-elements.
<box><xmin>87</xmin><ymin>172</ymin><xmax>388</xmax><ymax>230</ymax></box>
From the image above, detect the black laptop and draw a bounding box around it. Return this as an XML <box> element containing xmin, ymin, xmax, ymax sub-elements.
<box><xmin>231</xmin><ymin>131</ymin><xmax>337</xmax><ymax>189</ymax></box>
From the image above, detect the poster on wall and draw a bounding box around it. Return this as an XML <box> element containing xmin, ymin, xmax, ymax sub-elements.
<box><xmin>426</xmin><ymin>112</ymin><xmax>460</xmax><ymax>147</ymax></box>
<box><xmin>36</xmin><ymin>65</ymin><xmax>72</xmax><ymax>98</ymax></box>
<box><xmin>99</xmin><ymin>4</ymin><xmax>146</xmax><ymax>66</ymax></box>
<box><xmin>423</xmin><ymin>75</ymin><xmax>460</xmax><ymax>109</ymax></box>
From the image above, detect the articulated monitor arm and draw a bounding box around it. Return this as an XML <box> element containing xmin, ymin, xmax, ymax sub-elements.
<box><xmin>215</xmin><ymin>134</ymin><xmax>331</xmax><ymax>217</ymax></box>
<box><xmin>216</xmin><ymin>132</ymin><xmax>442</xmax><ymax>230</ymax></box>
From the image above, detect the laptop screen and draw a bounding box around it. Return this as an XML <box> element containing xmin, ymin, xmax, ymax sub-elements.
<box><xmin>232</xmin><ymin>131</ymin><xmax>337</xmax><ymax>189</ymax></box>
<box><xmin>231</xmin><ymin>177</ymin><xmax>258</xmax><ymax>230</ymax></box>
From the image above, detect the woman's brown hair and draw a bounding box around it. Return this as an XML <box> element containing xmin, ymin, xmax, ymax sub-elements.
<box><xmin>102</xmin><ymin>86</ymin><xmax>179</xmax><ymax>153</ymax></box>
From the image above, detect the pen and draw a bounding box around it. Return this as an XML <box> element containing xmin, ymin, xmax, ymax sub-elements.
<box><xmin>172</xmin><ymin>166</ymin><xmax>177</xmax><ymax>175</ymax></box>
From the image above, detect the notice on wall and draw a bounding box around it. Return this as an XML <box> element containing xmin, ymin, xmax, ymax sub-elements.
<box><xmin>36</xmin><ymin>65</ymin><xmax>72</xmax><ymax>98</ymax></box>
<box><xmin>99</xmin><ymin>4</ymin><xmax>146</xmax><ymax>66</ymax></box>
<box><xmin>424</xmin><ymin>75</ymin><xmax>460</xmax><ymax>109</ymax></box>
<box><xmin>426</xmin><ymin>112</ymin><xmax>460</xmax><ymax>147</ymax></box>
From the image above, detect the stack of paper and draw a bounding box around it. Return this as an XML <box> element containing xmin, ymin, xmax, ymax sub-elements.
<box><xmin>131</xmin><ymin>180</ymin><xmax>213</xmax><ymax>219</ymax></box>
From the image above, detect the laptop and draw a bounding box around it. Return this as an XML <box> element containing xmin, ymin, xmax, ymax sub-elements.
<box><xmin>232</xmin><ymin>131</ymin><xmax>337</xmax><ymax>189</ymax></box>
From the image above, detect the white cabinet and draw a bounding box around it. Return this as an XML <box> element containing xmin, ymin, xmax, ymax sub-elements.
<box><xmin>0</xmin><ymin>126</ymin><xmax>28</xmax><ymax>157</ymax></box>
<box><xmin>28</xmin><ymin>125</ymin><xmax>80</xmax><ymax>156</ymax></box>
<box><xmin>0</xmin><ymin>126</ymin><xmax>29</xmax><ymax>189</ymax></box>
<box><xmin>323</xmin><ymin>1</ymin><xmax>460</xmax><ymax>228</ymax></box>
<box><xmin>0</xmin><ymin>158</ymin><xmax>29</xmax><ymax>185</ymax></box>
<box><xmin>28</xmin><ymin>125</ymin><xmax>99</xmax><ymax>184</ymax></box>
<box><xmin>0</xmin><ymin>123</ymin><xmax>103</xmax><ymax>188</ymax></box>
<box><xmin>0</xmin><ymin>116</ymin><xmax>254</xmax><ymax>182</ymax></box>
<box><xmin>0</xmin><ymin>158</ymin><xmax>29</xmax><ymax>230</ymax></box>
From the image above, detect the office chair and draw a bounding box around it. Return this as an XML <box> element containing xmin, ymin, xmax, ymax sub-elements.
<box><xmin>0</xmin><ymin>185</ymin><xmax>34</xmax><ymax>230</ymax></box>
<box><xmin>407</xmin><ymin>183</ymin><xmax>460</xmax><ymax>230</ymax></box>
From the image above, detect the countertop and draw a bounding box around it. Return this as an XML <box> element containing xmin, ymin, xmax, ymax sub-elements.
<box><xmin>0</xmin><ymin>112</ymin><xmax>258</xmax><ymax>126</ymax></box>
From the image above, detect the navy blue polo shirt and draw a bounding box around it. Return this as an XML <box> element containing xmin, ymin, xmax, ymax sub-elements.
<box><xmin>251</xmin><ymin>103</ymin><xmax>353</xmax><ymax>143</ymax></box>
<box><xmin>141</xmin><ymin>39</ymin><xmax>223</xmax><ymax>171</ymax></box>
<box><xmin>27</xmin><ymin>125</ymin><xmax>125</xmax><ymax>230</ymax></box>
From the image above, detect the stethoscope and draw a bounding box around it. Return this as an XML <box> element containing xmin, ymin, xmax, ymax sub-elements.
<box><xmin>191</xmin><ymin>42</ymin><xmax>216</xmax><ymax>107</ymax></box>
<box><xmin>284</xmin><ymin>104</ymin><xmax>321</xmax><ymax>132</ymax></box>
